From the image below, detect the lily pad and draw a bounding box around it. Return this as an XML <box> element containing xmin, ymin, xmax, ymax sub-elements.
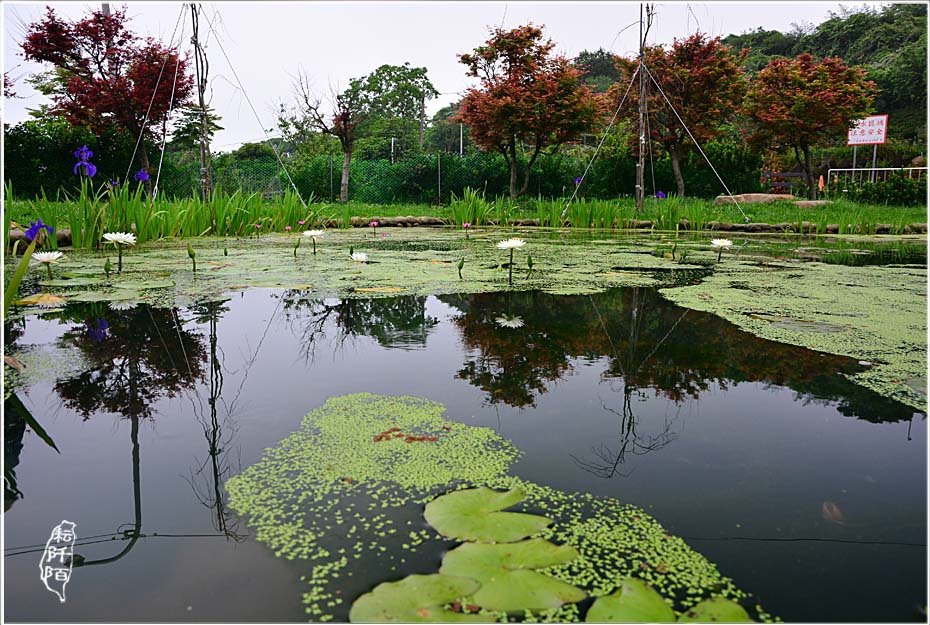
<box><xmin>439</xmin><ymin>539</ymin><xmax>585</xmax><ymax>613</ymax></box>
<box><xmin>60</xmin><ymin>267</ymin><xmax>107</xmax><ymax>276</ymax></box>
<box><xmin>678</xmin><ymin>598</ymin><xmax>752</xmax><ymax>623</ymax></box>
<box><xmin>15</xmin><ymin>293</ymin><xmax>67</xmax><ymax>307</ymax></box>
<box><xmin>585</xmin><ymin>577</ymin><xmax>675</xmax><ymax>623</ymax></box>
<box><xmin>110</xmin><ymin>279</ymin><xmax>175</xmax><ymax>290</ymax></box>
<box><xmin>355</xmin><ymin>286</ymin><xmax>406</xmax><ymax>293</ymax></box>
<box><xmin>424</xmin><ymin>487</ymin><xmax>552</xmax><ymax>543</ymax></box>
<box><xmin>70</xmin><ymin>290</ymin><xmax>142</xmax><ymax>302</ymax></box>
<box><xmin>40</xmin><ymin>277</ymin><xmax>107</xmax><ymax>287</ymax></box>
<box><xmin>349</xmin><ymin>574</ymin><xmax>484</xmax><ymax>623</ymax></box>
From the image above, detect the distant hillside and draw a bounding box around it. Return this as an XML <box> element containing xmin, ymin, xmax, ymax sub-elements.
<box><xmin>724</xmin><ymin>4</ymin><xmax>927</xmax><ymax>142</ymax></box>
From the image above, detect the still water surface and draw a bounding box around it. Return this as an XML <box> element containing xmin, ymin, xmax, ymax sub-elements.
<box><xmin>4</xmin><ymin>287</ymin><xmax>926</xmax><ymax>622</ymax></box>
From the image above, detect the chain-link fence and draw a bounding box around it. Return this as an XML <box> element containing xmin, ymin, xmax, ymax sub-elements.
<box><xmin>155</xmin><ymin>143</ymin><xmax>765</xmax><ymax>204</ymax></box>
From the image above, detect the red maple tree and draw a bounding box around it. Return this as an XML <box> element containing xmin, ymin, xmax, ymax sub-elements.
<box><xmin>744</xmin><ymin>53</ymin><xmax>875</xmax><ymax>198</ymax></box>
<box><xmin>458</xmin><ymin>24</ymin><xmax>601</xmax><ymax>199</ymax></box>
<box><xmin>612</xmin><ymin>34</ymin><xmax>747</xmax><ymax>198</ymax></box>
<box><xmin>21</xmin><ymin>6</ymin><xmax>193</xmax><ymax>178</ymax></box>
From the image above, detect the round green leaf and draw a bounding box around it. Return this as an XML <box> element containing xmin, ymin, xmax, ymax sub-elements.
<box><xmin>678</xmin><ymin>597</ymin><xmax>752</xmax><ymax>623</ymax></box>
<box><xmin>40</xmin><ymin>277</ymin><xmax>107</xmax><ymax>287</ymax></box>
<box><xmin>349</xmin><ymin>574</ymin><xmax>484</xmax><ymax>623</ymax></box>
<box><xmin>424</xmin><ymin>486</ymin><xmax>552</xmax><ymax>542</ymax></box>
<box><xmin>439</xmin><ymin>539</ymin><xmax>585</xmax><ymax>613</ymax></box>
<box><xmin>585</xmin><ymin>577</ymin><xmax>676</xmax><ymax>623</ymax></box>
<box><xmin>70</xmin><ymin>290</ymin><xmax>141</xmax><ymax>302</ymax></box>
<box><xmin>111</xmin><ymin>279</ymin><xmax>175</xmax><ymax>290</ymax></box>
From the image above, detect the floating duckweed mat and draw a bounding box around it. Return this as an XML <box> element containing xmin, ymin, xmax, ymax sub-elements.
<box><xmin>659</xmin><ymin>258</ymin><xmax>927</xmax><ymax>411</ymax></box>
<box><xmin>7</xmin><ymin>230</ymin><xmax>694</xmax><ymax>312</ymax></box>
<box><xmin>225</xmin><ymin>394</ymin><xmax>776</xmax><ymax>623</ymax></box>
<box><xmin>8</xmin><ymin>228</ymin><xmax>924</xmax><ymax>409</ymax></box>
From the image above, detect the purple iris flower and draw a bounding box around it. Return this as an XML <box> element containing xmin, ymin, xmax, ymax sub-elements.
<box><xmin>109</xmin><ymin>179</ymin><xmax>120</xmax><ymax>187</ymax></box>
<box><xmin>134</xmin><ymin>169</ymin><xmax>150</xmax><ymax>183</ymax></box>
<box><xmin>72</xmin><ymin>144</ymin><xmax>97</xmax><ymax>178</ymax></box>
<box><xmin>73</xmin><ymin>145</ymin><xmax>93</xmax><ymax>161</ymax></box>
<box><xmin>573</xmin><ymin>176</ymin><xmax>583</xmax><ymax>185</ymax></box>
<box><xmin>86</xmin><ymin>318</ymin><xmax>109</xmax><ymax>343</ymax></box>
<box><xmin>655</xmin><ymin>190</ymin><xmax>667</xmax><ymax>199</ymax></box>
<box><xmin>24</xmin><ymin>219</ymin><xmax>54</xmax><ymax>242</ymax></box>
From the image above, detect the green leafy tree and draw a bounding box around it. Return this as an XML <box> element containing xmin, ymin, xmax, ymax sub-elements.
<box><xmin>355</xmin><ymin>62</ymin><xmax>439</xmax><ymax>155</ymax></box>
<box><xmin>3</xmin><ymin>116</ymin><xmax>136</xmax><ymax>196</ymax></box>
<box><xmin>723</xmin><ymin>28</ymin><xmax>803</xmax><ymax>72</ymax></box>
<box><xmin>232</xmin><ymin>142</ymin><xmax>276</xmax><ymax>160</ymax></box>
<box><xmin>426</xmin><ymin>101</ymin><xmax>475</xmax><ymax>154</ymax></box>
<box><xmin>574</xmin><ymin>48</ymin><xmax>620</xmax><ymax>93</ymax></box>
<box><xmin>458</xmin><ymin>23</ymin><xmax>601</xmax><ymax>199</ymax></box>
<box><xmin>744</xmin><ymin>53</ymin><xmax>876</xmax><ymax>198</ymax></box>
<box><xmin>279</xmin><ymin>64</ymin><xmax>438</xmax><ymax>201</ymax></box>
<box><xmin>168</xmin><ymin>105</ymin><xmax>223</xmax><ymax>153</ymax></box>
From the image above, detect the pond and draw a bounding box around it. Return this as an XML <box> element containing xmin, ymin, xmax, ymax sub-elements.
<box><xmin>3</xmin><ymin>285</ymin><xmax>926</xmax><ymax>622</ymax></box>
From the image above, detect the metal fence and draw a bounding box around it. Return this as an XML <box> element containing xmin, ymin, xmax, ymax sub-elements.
<box><xmin>826</xmin><ymin>167</ymin><xmax>928</xmax><ymax>188</ymax></box>
<box><xmin>158</xmin><ymin>152</ymin><xmax>618</xmax><ymax>203</ymax></box>
<box><xmin>156</xmin><ymin>147</ymin><xmax>765</xmax><ymax>204</ymax></box>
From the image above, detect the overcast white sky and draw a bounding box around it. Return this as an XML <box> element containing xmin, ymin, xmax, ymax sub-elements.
<box><xmin>3</xmin><ymin>1</ymin><xmax>889</xmax><ymax>151</ymax></box>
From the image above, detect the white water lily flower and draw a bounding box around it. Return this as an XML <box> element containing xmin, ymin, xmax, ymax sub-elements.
<box><xmin>496</xmin><ymin>238</ymin><xmax>526</xmax><ymax>250</ymax></box>
<box><xmin>710</xmin><ymin>238</ymin><xmax>733</xmax><ymax>249</ymax></box>
<box><xmin>103</xmin><ymin>232</ymin><xmax>137</xmax><ymax>246</ymax></box>
<box><xmin>108</xmin><ymin>300</ymin><xmax>138</xmax><ymax>311</ymax></box>
<box><xmin>351</xmin><ymin>252</ymin><xmax>369</xmax><ymax>263</ymax></box>
<box><xmin>303</xmin><ymin>230</ymin><xmax>325</xmax><ymax>238</ymax></box>
<box><xmin>495</xmin><ymin>315</ymin><xmax>524</xmax><ymax>329</ymax></box>
<box><xmin>31</xmin><ymin>251</ymin><xmax>65</xmax><ymax>265</ymax></box>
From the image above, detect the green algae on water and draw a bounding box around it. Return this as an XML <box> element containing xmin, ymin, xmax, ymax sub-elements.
<box><xmin>225</xmin><ymin>394</ymin><xmax>772</xmax><ymax>623</ymax></box>
<box><xmin>659</xmin><ymin>259</ymin><xmax>927</xmax><ymax>410</ymax></box>
<box><xmin>16</xmin><ymin>229</ymin><xmax>923</xmax><ymax>410</ymax></box>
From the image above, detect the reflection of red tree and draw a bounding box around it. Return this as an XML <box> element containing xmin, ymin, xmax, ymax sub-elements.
<box><xmin>444</xmin><ymin>289</ymin><xmax>894</xmax><ymax>416</ymax></box>
<box><xmin>53</xmin><ymin>305</ymin><xmax>207</xmax><ymax>420</ymax></box>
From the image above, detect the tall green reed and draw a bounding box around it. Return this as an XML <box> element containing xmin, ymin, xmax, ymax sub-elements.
<box><xmin>448</xmin><ymin>187</ymin><xmax>492</xmax><ymax>226</ymax></box>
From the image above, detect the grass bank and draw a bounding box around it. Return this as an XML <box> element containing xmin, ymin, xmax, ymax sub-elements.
<box><xmin>5</xmin><ymin>183</ymin><xmax>927</xmax><ymax>249</ymax></box>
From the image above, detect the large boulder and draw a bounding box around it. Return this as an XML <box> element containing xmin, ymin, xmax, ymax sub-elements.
<box><xmin>713</xmin><ymin>193</ymin><xmax>795</xmax><ymax>206</ymax></box>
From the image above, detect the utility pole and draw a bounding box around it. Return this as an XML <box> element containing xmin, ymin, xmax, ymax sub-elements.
<box><xmin>418</xmin><ymin>95</ymin><xmax>426</xmax><ymax>150</ymax></box>
<box><xmin>635</xmin><ymin>4</ymin><xmax>652</xmax><ymax>213</ymax></box>
<box><xmin>190</xmin><ymin>4</ymin><xmax>214</xmax><ymax>221</ymax></box>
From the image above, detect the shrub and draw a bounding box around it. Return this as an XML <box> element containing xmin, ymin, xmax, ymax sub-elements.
<box><xmin>845</xmin><ymin>171</ymin><xmax>927</xmax><ymax>206</ymax></box>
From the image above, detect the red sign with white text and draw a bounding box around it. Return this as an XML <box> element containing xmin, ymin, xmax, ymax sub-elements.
<box><xmin>847</xmin><ymin>114</ymin><xmax>888</xmax><ymax>145</ymax></box>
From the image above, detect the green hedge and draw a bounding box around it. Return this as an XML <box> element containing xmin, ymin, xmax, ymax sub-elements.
<box><xmin>842</xmin><ymin>172</ymin><xmax>928</xmax><ymax>206</ymax></box>
<box><xmin>280</xmin><ymin>141</ymin><xmax>763</xmax><ymax>205</ymax></box>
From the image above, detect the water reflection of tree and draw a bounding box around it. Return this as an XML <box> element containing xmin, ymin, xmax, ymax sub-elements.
<box><xmin>4</xmin><ymin>402</ymin><xmax>26</xmax><ymax>511</ymax></box>
<box><xmin>26</xmin><ymin>302</ymin><xmax>209</xmax><ymax>562</ymax></box>
<box><xmin>51</xmin><ymin>304</ymin><xmax>207</xmax><ymax>420</ymax></box>
<box><xmin>571</xmin><ymin>385</ymin><xmax>681</xmax><ymax>479</ymax></box>
<box><xmin>279</xmin><ymin>290</ymin><xmax>439</xmax><ymax>361</ymax></box>
<box><xmin>185</xmin><ymin>299</ymin><xmax>245</xmax><ymax>541</ymax></box>
<box><xmin>440</xmin><ymin>288</ymin><xmax>917</xmax><ymax>422</ymax></box>
<box><xmin>73</xmin><ymin>411</ymin><xmax>143</xmax><ymax>567</ymax></box>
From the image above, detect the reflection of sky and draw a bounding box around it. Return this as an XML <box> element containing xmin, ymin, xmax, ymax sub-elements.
<box><xmin>5</xmin><ymin>289</ymin><xmax>925</xmax><ymax>623</ymax></box>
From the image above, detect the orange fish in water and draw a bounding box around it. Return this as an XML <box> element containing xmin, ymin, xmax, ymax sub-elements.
<box><xmin>822</xmin><ymin>501</ymin><xmax>846</xmax><ymax>525</ymax></box>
